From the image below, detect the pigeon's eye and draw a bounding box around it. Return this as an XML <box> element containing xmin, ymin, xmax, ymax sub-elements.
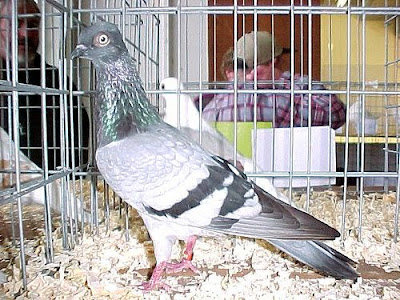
<box><xmin>161</xmin><ymin>83</ymin><xmax>165</xmax><ymax>90</ymax></box>
<box><xmin>94</xmin><ymin>33</ymin><xmax>110</xmax><ymax>47</ymax></box>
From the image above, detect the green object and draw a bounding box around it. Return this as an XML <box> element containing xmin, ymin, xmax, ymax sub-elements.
<box><xmin>210</xmin><ymin>122</ymin><xmax>272</xmax><ymax>158</ymax></box>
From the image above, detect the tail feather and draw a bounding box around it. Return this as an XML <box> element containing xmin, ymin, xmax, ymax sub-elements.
<box><xmin>268</xmin><ymin>239</ymin><xmax>359</xmax><ymax>280</ymax></box>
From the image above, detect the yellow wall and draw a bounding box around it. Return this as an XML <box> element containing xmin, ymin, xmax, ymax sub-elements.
<box><xmin>321</xmin><ymin>14</ymin><xmax>397</xmax><ymax>82</ymax></box>
<box><xmin>320</xmin><ymin>13</ymin><xmax>399</xmax><ymax>136</ymax></box>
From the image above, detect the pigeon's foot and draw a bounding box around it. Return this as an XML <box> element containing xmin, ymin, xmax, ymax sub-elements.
<box><xmin>165</xmin><ymin>258</ymin><xmax>200</xmax><ymax>274</ymax></box>
<box><xmin>139</xmin><ymin>236</ymin><xmax>199</xmax><ymax>291</ymax></box>
<box><xmin>140</xmin><ymin>280</ymin><xmax>170</xmax><ymax>292</ymax></box>
<box><xmin>139</xmin><ymin>262</ymin><xmax>170</xmax><ymax>292</ymax></box>
<box><xmin>163</xmin><ymin>235</ymin><xmax>200</xmax><ymax>274</ymax></box>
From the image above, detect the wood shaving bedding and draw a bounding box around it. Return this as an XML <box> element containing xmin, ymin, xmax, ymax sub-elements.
<box><xmin>0</xmin><ymin>184</ymin><xmax>399</xmax><ymax>299</ymax></box>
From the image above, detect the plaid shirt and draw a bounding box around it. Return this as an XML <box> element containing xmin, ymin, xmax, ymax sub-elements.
<box><xmin>201</xmin><ymin>72</ymin><xmax>346</xmax><ymax>129</ymax></box>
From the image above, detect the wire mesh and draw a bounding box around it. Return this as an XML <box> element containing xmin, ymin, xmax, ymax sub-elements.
<box><xmin>0</xmin><ymin>0</ymin><xmax>399</xmax><ymax>292</ymax></box>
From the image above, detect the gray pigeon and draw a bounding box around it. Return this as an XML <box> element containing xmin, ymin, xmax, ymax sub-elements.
<box><xmin>71</xmin><ymin>21</ymin><xmax>358</xmax><ymax>291</ymax></box>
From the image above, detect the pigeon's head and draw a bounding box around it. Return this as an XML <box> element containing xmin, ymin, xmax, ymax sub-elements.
<box><xmin>160</xmin><ymin>77</ymin><xmax>185</xmax><ymax>107</ymax></box>
<box><xmin>71</xmin><ymin>21</ymin><xmax>128</xmax><ymax>64</ymax></box>
<box><xmin>160</xmin><ymin>77</ymin><xmax>184</xmax><ymax>92</ymax></box>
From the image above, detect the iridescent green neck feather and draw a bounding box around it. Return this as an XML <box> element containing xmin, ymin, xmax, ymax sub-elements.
<box><xmin>94</xmin><ymin>54</ymin><xmax>162</xmax><ymax>147</ymax></box>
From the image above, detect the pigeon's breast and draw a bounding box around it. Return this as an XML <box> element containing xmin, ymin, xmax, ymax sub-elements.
<box><xmin>95</xmin><ymin>126</ymin><xmax>218</xmax><ymax>215</ymax></box>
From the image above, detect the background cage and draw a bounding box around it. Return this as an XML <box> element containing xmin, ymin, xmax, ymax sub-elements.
<box><xmin>0</xmin><ymin>0</ymin><xmax>399</xmax><ymax>297</ymax></box>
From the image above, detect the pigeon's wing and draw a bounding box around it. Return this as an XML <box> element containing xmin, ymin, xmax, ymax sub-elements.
<box><xmin>180</xmin><ymin>127</ymin><xmax>290</xmax><ymax>202</ymax></box>
<box><xmin>161</xmin><ymin>80</ymin><xmax>287</xmax><ymax>202</ymax></box>
<box><xmin>97</xmin><ymin>124</ymin><xmax>338</xmax><ymax>240</ymax></box>
<box><xmin>206</xmin><ymin>156</ymin><xmax>340</xmax><ymax>240</ymax></box>
<box><xmin>96</xmin><ymin>123</ymin><xmax>239</xmax><ymax>227</ymax></box>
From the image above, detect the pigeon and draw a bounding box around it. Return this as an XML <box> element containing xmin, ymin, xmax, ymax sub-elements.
<box><xmin>348</xmin><ymin>100</ymin><xmax>378</xmax><ymax>135</ymax></box>
<box><xmin>160</xmin><ymin>77</ymin><xmax>287</xmax><ymax>201</ymax></box>
<box><xmin>71</xmin><ymin>21</ymin><xmax>358</xmax><ymax>291</ymax></box>
<box><xmin>0</xmin><ymin>126</ymin><xmax>89</xmax><ymax>222</ymax></box>
<box><xmin>349</xmin><ymin>100</ymin><xmax>377</xmax><ymax>123</ymax></box>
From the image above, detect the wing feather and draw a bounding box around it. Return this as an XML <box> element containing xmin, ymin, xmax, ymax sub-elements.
<box><xmin>206</xmin><ymin>158</ymin><xmax>340</xmax><ymax>240</ymax></box>
<box><xmin>97</xmin><ymin>124</ymin><xmax>340</xmax><ymax>241</ymax></box>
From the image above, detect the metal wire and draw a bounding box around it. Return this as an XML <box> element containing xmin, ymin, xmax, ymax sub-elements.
<box><xmin>1</xmin><ymin>0</ymin><xmax>399</xmax><ymax>291</ymax></box>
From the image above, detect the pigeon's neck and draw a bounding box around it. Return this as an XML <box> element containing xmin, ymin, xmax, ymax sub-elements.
<box><xmin>95</xmin><ymin>55</ymin><xmax>161</xmax><ymax>147</ymax></box>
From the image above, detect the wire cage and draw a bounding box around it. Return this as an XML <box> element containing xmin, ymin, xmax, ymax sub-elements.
<box><xmin>0</xmin><ymin>0</ymin><xmax>399</xmax><ymax>297</ymax></box>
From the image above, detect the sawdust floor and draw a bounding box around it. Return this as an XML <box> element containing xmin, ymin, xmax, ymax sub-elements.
<box><xmin>0</xmin><ymin>201</ymin><xmax>398</xmax><ymax>281</ymax></box>
<box><xmin>1</xmin><ymin>186</ymin><xmax>400</xmax><ymax>299</ymax></box>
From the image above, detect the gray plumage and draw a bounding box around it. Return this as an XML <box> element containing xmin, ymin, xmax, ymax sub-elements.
<box><xmin>71</xmin><ymin>21</ymin><xmax>358</xmax><ymax>289</ymax></box>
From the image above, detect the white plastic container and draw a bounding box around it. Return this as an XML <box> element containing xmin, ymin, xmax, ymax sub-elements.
<box><xmin>253</xmin><ymin>126</ymin><xmax>336</xmax><ymax>187</ymax></box>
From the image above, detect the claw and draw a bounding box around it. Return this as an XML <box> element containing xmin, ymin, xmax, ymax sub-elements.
<box><xmin>139</xmin><ymin>236</ymin><xmax>199</xmax><ymax>291</ymax></box>
<box><xmin>139</xmin><ymin>280</ymin><xmax>171</xmax><ymax>292</ymax></box>
<box><xmin>139</xmin><ymin>262</ymin><xmax>170</xmax><ymax>292</ymax></box>
<box><xmin>165</xmin><ymin>258</ymin><xmax>200</xmax><ymax>275</ymax></box>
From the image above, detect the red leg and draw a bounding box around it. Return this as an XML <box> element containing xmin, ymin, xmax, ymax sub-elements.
<box><xmin>139</xmin><ymin>262</ymin><xmax>171</xmax><ymax>292</ymax></box>
<box><xmin>139</xmin><ymin>236</ymin><xmax>200</xmax><ymax>291</ymax></box>
<box><xmin>165</xmin><ymin>236</ymin><xmax>199</xmax><ymax>274</ymax></box>
<box><xmin>184</xmin><ymin>235</ymin><xmax>197</xmax><ymax>261</ymax></box>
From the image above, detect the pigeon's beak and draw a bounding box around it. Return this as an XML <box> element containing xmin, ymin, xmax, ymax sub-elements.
<box><xmin>71</xmin><ymin>44</ymin><xmax>88</xmax><ymax>60</ymax></box>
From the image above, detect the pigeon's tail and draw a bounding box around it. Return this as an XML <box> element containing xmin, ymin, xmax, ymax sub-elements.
<box><xmin>268</xmin><ymin>239</ymin><xmax>359</xmax><ymax>280</ymax></box>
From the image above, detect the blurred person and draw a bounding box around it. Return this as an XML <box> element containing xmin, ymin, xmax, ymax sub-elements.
<box><xmin>197</xmin><ymin>31</ymin><xmax>346</xmax><ymax>129</ymax></box>
<box><xmin>0</xmin><ymin>0</ymin><xmax>90</xmax><ymax>170</ymax></box>
<box><xmin>0</xmin><ymin>0</ymin><xmax>40</xmax><ymax>65</ymax></box>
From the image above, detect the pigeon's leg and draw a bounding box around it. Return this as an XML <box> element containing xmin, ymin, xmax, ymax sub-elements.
<box><xmin>140</xmin><ymin>237</ymin><xmax>198</xmax><ymax>291</ymax></box>
<box><xmin>139</xmin><ymin>234</ymin><xmax>175</xmax><ymax>291</ymax></box>
<box><xmin>165</xmin><ymin>236</ymin><xmax>199</xmax><ymax>274</ymax></box>
<box><xmin>140</xmin><ymin>262</ymin><xmax>170</xmax><ymax>291</ymax></box>
<box><xmin>184</xmin><ymin>235</ymin><xmax>197</xmax><ymax>260</ymax></box>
